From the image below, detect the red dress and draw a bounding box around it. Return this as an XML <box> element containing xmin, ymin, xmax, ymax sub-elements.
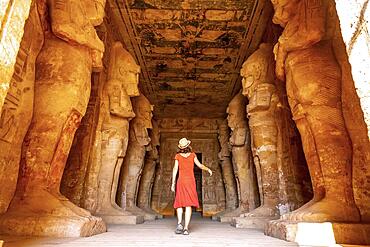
<box><xmin>173</xmin><ymin>152</ymin><xmax>199</xmax><ymax>208</ymax></box>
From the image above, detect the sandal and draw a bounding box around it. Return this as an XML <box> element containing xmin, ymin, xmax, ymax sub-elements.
<box><xmin>183</xmin><ymin>229</ymin><xmax>189</xmax><ymax>235</ymax></box>
<box><xmin>175</xmin><ymin>223</ymin><xmax>183</xmax><ymax>234</ymax></box>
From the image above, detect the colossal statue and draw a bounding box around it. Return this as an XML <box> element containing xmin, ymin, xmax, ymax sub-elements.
<box><xmin>95</xmin><ymin>42</ymin><xmax>143</xmax><ymax>224</ymax></box>
<box><xmin>0</xmin><ymin>0</ymin><xmax>107</xmax><ymax>237</ymax></box>
<box><xmin>212</xmin><ymin>120</ymin><xmax>238</xmax><ymax>220</ymax></box>
<box><xmin>137</xmin><ymin>120</ymin><xmax>163</xmax><ymax>219</ymax></box>
<box><xmin>220</xmin><ymin>93</ymin><xmax>258</xmax><ymax>222</ymax></box>
<box><xmin>119</xmin><ymin>94</ymin><xmax>155</xmax><ymax>221</ymax></box>
<box><xmin>239</xmin><ymin>43</ymin><xmax>280</xmax><ymax>219</ymax></box>
<box><xmin>271</xmin><ymin>0</ymin><xmax>360</xmax><ymax>222</ymax></box>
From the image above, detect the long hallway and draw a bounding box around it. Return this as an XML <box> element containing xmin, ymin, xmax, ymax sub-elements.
<box><xmin>1</xmin><ymin>215</ymin><xmax>298</xmax><ymax>247</ymax></box>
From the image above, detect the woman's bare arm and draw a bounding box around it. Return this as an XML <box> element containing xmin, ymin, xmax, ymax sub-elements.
<box><xmin>194</xmin><ymin>156</ymin><xmax>213</xmax><ymax>176</ymax></box>
<box><xmin>171</xmin><ymin>160</ymin><xmax>179</xmax><ymax>192</ymax></box>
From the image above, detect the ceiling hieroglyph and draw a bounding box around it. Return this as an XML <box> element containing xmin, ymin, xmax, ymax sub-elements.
<box><xmin>107</xmin><ymin>0</ymin><xmax>272</xmax><ymax>118</ymax></box>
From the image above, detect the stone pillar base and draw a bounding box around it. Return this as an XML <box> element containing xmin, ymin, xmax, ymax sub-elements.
<box><xmin>211</xmin><ymin>209</ymin><xmax>235</xmax><ymax>221</ymax></box>
<box><xmin>211</xmin><ymin>215</ymin><xmax>220</xmax><ymax>221</ymax></box>
<box><xmin>127</xmin><ymin>206</ymin><xmax>156</xmax><ymax>221</ymax></box>
<box><xmin>141</xmin><ymin>207</ymin><xmax>163</xmax><ymax>219</ymax></box>
<box><xmin>98</xmin><ymin>214</ymin><xmax>144</xmax><ymax>224</ymax></box>
<box><xmin>265</xmin><ymin>219</ymin><xmax>370</xmax><ymax>246</ymax></box>
<box><xmin>0</xmin><ymin>214</ymin><xmax>106</xmax><ymax>237</ymax></box>
<box><xmin>219</xmin><ymin>216</ymin><xmax>235</xmax><ymax>223</ymax></box>
<box><xmin>231</xmin><ymin>216</ymin><xmax>278</xmax><ymax>229</ymax></box>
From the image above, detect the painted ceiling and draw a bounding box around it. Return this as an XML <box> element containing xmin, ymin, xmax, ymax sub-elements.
<box><xmin>107</xmin><ymin>0</ymin><xmax>272</xmax><ymax>118</ymax></box>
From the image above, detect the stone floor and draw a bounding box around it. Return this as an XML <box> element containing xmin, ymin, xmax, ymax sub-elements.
<box><xmin>0</xmin><ymin>215</ymin><xmax>357</xmax><ymax>247</ymax></box>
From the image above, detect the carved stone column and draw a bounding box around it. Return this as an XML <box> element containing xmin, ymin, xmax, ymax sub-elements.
<box><xmin>0</xmin><ymin>0</ymin><xmax>107</xmax><ymax>237</ymax></box>
<box><xmin>219</xmin><ymin>93</ymin><xmax>259</xmax><ymax>222</ymax></box>
<box><xmin>266</xmin><ymin>0</ymin><xmax>370</xmax><ymax>245</ymax></box>
<box><xmin>93</xmin><ymin>42</ymin><xmax>143</xmax><ymax>224</ymax></box>
<box><xmin>137</xmin><ymin>120</ymin><xmax>163</xmax><ymax>219</ymax></box>
<box><xmin>212</xmin><ymin>120</ymin><xmax>238</xmax><ymax>220</ymax></box>
<box><xmin>232</xmin><ymin>43</ymin><xmax>280</xmax><ymax>229</ymax></box>
<box><xmin>118</xmin><ymin>94</ymin><xmax>155</xmax><ymax>221</ymax></box>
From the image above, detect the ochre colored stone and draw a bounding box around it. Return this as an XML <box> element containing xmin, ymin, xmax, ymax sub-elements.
<box><xmin>0</xmin><ymin>0</ymin><xmax>33</xmax><ymax>112</ymax></box>
<box><xmin>137</xmin><ymin>120</ymin><xmax>163</xmax><ymax>219</ymax></box>
<box><xmin>95</xmin><ymin>42</ymin><xmax>143</xmax><ymax>224</ymax></box>
<box><xmin>271</xmin><ymin>0</ymin><xmax>360</xmax><ymax>223</ymax></box>
<box><xmin>0</xmin><ymin>2</ymin><xmax>43</xmax><ymax>214</ymax></box>
<box><xmin>220</xmin><ymin>93</ymin><xmax>259</xmax><ymax>222</ymax></box>
<box><xmin>0</xmin><ymin>0</ymin><xmax>107</xmax><ymax>237</ymax></box>
<box><xmin>118</xmin><ymin>94</ymin><xmax>155</xmax><ymax>221</ymax></box>
<box><xmin>211</xmin><ymin>120</ymin><xmax>238</xmax><ymax>220</ymax></box>
<box><xmin>240</xmin><ymin>43</ymin><xmax>280</xmax><ymax>219</ymax></box>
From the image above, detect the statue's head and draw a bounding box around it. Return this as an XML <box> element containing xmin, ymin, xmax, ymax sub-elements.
<box><xmin>109</xmin><ymin>42</ymin><xmax>141</xmax><ymax>97</ymax></box>
<box><xmin>240</xmin><ymin>43</ymin><xmax>274</xmax><ymax>96</ymax></box>
<box><xmin>133</xmin><ymin>94</ymin><xmax>154</xmax><ymax>129</ymax></box>
<box><xmin>226</xmin><ymin>93</ymin><xmax>247</xmax><ymax>129</ymax></box>
<box><xmin>83</xmin><ymin>0</ymin><xmax>106</xmax><ymax>26</ymax></box>
<box><xmin>271</xmin><ymin>0</ymin><xmax>299</xmax><ymax>27</ymax></box>
<box><xmin>218</xmin><ymin>120</ymin><xmax>230</xmax><ymax>158</ymax></box>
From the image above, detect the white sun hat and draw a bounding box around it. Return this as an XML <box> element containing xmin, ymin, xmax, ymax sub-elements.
<box><xmin>178</xmin><ymin>137</ymin><xmax>191</xmax><ymax>149</ymax></box>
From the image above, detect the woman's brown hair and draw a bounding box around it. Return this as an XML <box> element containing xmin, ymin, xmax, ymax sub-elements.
<box><xmin>177</xmin><ymin>146</ymin><xmax>192</xmax><ymax>154</ymax></box>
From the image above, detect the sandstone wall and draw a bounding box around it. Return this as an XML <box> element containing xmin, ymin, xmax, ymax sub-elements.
<box><xmin>0</xmin><ymin>0</ymin><xmax>33</xmax><ymax>112</ymax></box>
<box><xmin>0</xmin><ymin>1</ymin><xmax>43</xmax><ymax>213</ymax></box>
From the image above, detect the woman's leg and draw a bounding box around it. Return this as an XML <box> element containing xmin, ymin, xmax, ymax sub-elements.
<box><xmin>176</xmin><ymin>207</ymin><xmax>183</xmax><ymax>225</ymax></box>
<box><xmin>184</xmin><ymin>207</ymin><xmax>192</xmax><ymax>230</ymax></box>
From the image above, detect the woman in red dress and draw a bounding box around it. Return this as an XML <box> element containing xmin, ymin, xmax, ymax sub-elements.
<box><xmin>171</xmin><ymin>138</ymin><xmax>213</xmax><ymax>235</ymax></box>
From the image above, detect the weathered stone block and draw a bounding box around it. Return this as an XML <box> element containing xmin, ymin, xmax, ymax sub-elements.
<box><xmin>232</xmin><ymin>216</ymin><xmax>278</xmax><ymax>230</ymax></box>
<box><xmin>265</xmin><ymin>219</ymin><xmax>370</xmax><ymax>246</ymax></box>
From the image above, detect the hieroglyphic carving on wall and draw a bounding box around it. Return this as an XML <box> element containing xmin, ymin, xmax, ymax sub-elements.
<box><xmin>0</xmin><ymin>2</ymin><xmax>43</xmax><ymax>214</ymax></box>
<box><xmin>0</xmin><ymin>0</ymin><xmax>33</xmax><ymax>113</ymax></box>
<box><xmin>159</xmin><ymin>118</ymin><xmax>219</xmax><ymax>133</ymax></box>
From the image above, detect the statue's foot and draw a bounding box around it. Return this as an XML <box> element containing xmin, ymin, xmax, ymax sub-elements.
<box><xmin>222</xmin><ymin>206</ymin><xmax>249</xmax><ymax>217</ymax></box>
<box><xmin>287</xmin><ymin>198</ymin><xmax>360</xmax><ymax>223</ymax></box>
<box><xmin>281</xmin><ymin>198</ymin><xmax>318</xmax><ymax>221</ymax></box>
<box><xmin>96</xmin><ymin>204</ymin><xmax>134</xmax><ymax>216</ymax></box>
<box><xmin>0</xmin><ymin>189</ymin><xmax>106</xmax><ymax>236</ymax></box>
<box><xmin>213</xmin><ymin>208</ymin><xmax>233</xmax><ymax>217</ymax></box>
<box><xmin>112</xmin><ymin>202</ymin><xmax>124</xmax><ymax>211</ymax></box>
<box><xmin>141</xmin><ymin>207</ymin><xmax>163</xmax><ymax>218</ymax></box>
<box><xmin>56</xmin><ymin>193</ymin><xmax>91</xmax><ymax>217</ymax></box>
<box><xmin>127</xmin><ymin>205</ymin><xmax>156</xmax><ymax>220</ymax></box>
<box><xmin>7</xmin><ymin>189</ymin><xmax>91</xmax><ymax>218</ymax></box>
<box><xmin>241</xmin><ymin>205</ymin><xmax>279</xmax><ymax>218</ymax></box>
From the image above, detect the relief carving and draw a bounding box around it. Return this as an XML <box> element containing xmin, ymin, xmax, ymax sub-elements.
<box><xmin>0</xmin><ymin>2</ymin><xmax>43</xmax><ymax>214</ymax></box>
